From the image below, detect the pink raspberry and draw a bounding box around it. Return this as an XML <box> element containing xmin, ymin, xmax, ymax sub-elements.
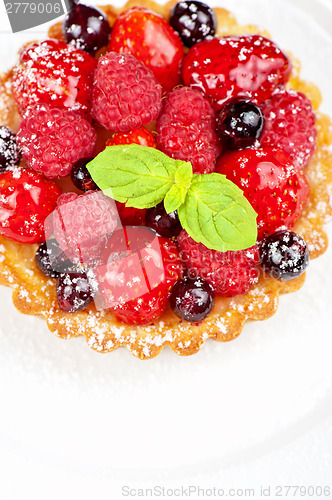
<box><xmin>17</xmin><ymin>105</ymin><xmax>97</xmax><ymax>178</ymax></box>
<box><xmin>92</xmin><ymin>51</ymin><xmax>162</xmax><ymax>132</ymax></box>
<box><xmin>261</xmin><ymin>89</ymin><xmax>317</xmax><ymax>169</ymax></box>
<box><xmin>177</xmin><ymin>230</ymin><xmax>260</xmax><ymax>296</ymax></box>
<box><xmin>52</xmin><ymin>191</ymin><xmax>119</xmax><ymax>265</ymax></box>
<box><xmin>156</xmin><ymin>86</ymin><xmax>222</xmax><ymax>174</ymax></box>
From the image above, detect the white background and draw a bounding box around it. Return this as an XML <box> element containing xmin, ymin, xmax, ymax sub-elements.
<box><xmin>0</xmin><ymin>0</ymin><xmax>332</xmax><ymax>498</ymax></box>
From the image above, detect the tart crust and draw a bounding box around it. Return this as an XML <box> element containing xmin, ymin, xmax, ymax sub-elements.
<box><xmin>0</xmin><ymin>0</ymin><xmax>332</xmax><ymax>359</ymax></box>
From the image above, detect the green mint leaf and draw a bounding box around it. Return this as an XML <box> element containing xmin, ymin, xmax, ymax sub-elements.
<box><xmin>164</xmin><ymin>184</ymin><xmax>187</xmax><ymax>213</ymax></box>
<box><xmin>164</xmin><ymin>161</ymin><xmax>193</xmax><ymax>213</ymax></box>
<box><xmin>86</xmin><ymin>145</ymin><xmax>180</xmax><ymax>209</ymax></box>
<box><xmin>174</xmin><ymin>160</ymin><xmax>193</xmax><ymax>190</ymax></box>
<box><xmin>177</xmin><ymin>173</ymin><xmax>258</xmax><ymax>252</ymax></box>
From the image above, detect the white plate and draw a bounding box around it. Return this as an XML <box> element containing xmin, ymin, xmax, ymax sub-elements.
<box><xmin>0</xmin><ymin>0</ymin><xmax>332</xmax><ymax>491</ymax></box>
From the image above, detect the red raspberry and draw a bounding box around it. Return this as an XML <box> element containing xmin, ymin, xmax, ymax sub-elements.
<box><xmin>0</xmin><ymin>168</ymin><xmax>61</xmax><ymax>244</ymax></box>
<box><xmin>156</xmin><ymin>86</ymin><xmax>221</xmax><ymax>174</ymax></box>
<box><xmin>95</xmin><ymin>226</ymin><xmax>183</xmax><ymax>325</ymax></box>
<box><xmin>17</xmin><ymin>105</ymin><xmax>97</xmax><ymax>178</ymax></box>
<box><xmin>109</xmin><ymin>6</ymin><xmax>184</xmax><ymax>93</ymax></box>
<box><xmin>12</xmin><ymin>39</ymin><xmax>96</xmax><ymax>117</ymax></box>
<box><xmin>92</xmin><ymin>52</ymin><xmax>162</xmax><ymax>133</ymax></box>
<box><xmin>261</xmin><ymin>89</ymin><xmax>317</xmax><ymax>169</ymax></box>
<box><xmin>106</xmin><ymin>126</ymin><xmax>156</xmax><ymax>148</ymax></box>
<box><xmin>177</xmin><ymin>230</ymin><xmax>260</xmax><ymax>296</ymax></box>
<box><xmin>52</xmin><ymin>191</ymin><xmax>119</xmax><ymax>265</ymax></box>
<box><xmin>182</xmin><ymin>35</ymin><xmax>292</xmax><ymax>110</ymax></box>
<box><xmin>216</xmin><ymin>147</ymin><xmax>310</xmax><ymax>240</ymax></box>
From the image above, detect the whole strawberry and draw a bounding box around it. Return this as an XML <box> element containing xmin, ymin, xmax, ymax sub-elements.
<box><xmin>92</xmin><ymin>51</ymin><xmax>162</xmax><ymax>133</ymax></box>
<box><xmin>216</xmin><ymin>147</ymin><xmax>310</xmax><ymax>239</ymax></box>
<box><xmin>156</xmin><ymin>86</ymin><xmax>221</xmax><ymax>174</ymax></box>
<box><xmin>95</xmin><ymin>226</ymin><xmax>183</xmax><ymax>324</ymax></box>
<box><xmin>0</xmin><ymin>168</ymin><xmax>61</xmax><ymax>244</ymax></box>
<box><xmin>109</xmin><ymin>6</ymin><xmax>184</xmax><ymax>93</ymax></box>
<box><xmin>52</xmin><ymin>191</ymin><xmax>120</xmax><ymax>265</ymax></box>
<box><xmin>17</xmin><ymin>105</ymin><xmax>97</xmax><ymax>178</ymax></box>
<box><xmin>182</xmin><ymin>35</ymin><xmax>292</xmax><ymax>110</ymax></box>
<box><xmin>261</xmin><ymin>89</ymin><xmax>317</xmax><ymax>169</ymax></box>
<box><xmin>12</xmin><ymin>39</ymin><xmax>96</xmax><ymax>117</ymax></box>
<box><xmin>177</xmin><ymin>230</ymin><xmax>260</xmax><ymax>296</ymax></box>
<box><xmin>115</xmin><ymin>202</ymin><xmax>146</xmax><ymax>226</ymax></box>
<box><xmin>106</xmin><ymin>126</ymin><xmax>156</xmax><ymax>148</ymax></box>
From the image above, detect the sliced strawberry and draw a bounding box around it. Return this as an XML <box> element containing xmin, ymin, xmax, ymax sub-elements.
<box><xmin>106</xmin><ymin>126</ymin><xmax>156</xmax><ymax>148</ymax></box>
<box><xmin>182</xmin><ymin>35</ymin><xmax>292</xmax><ymax>110</ymax></box>
<box><xmin>95</xmin><ymin>226</ymin><xmax>183</xmax><ymax>324</ymax></box>
<box><xmin>0</xmin><ymin>168</ymin><xmax>62</xmax><ymax>244</ymax></box>
<box><xmin>12</xmin><ymin>39</ymin><xmax>96</xmax><ymax>117</ymax></box>
<box><xmin>109</xmin><ymin>6</ymin><xmax>184</xmax><ymax>92</ymax></box>
<box><xmin>216</xmin><ymin>147</ymin><xmax>310</xmax><ymax>240</ymax></box>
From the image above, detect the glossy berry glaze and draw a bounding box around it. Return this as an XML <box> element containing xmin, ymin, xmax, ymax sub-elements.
<box><xmin>182</xmin><ymin>35</ymin><xmax>292</xmax><ymax>110</ymax></box>
<box><xmin>63</xmin><ymin>3</ymin><xmax>111</xmax><ymax>55</ymax></box>
<box><xmin>170</xmin><ymin>0</ymin><xmax>217</xmax><ymax>47</ymax></box>
<box><xmin>260</xmin><ymin>230</ymin><xmax>309</xmax><ymax>281</ymax></box>
<box><xmin>0</xmin><ymin>169</ymin><xmax>61</xmax><ymax>244</ymax></box>
<box><xmin>145</xmin><ymin>202</ymin><xmax>182</xmax><ymax>238</ymax></box>
<box><xmin>216</xmin><ymin>98</ymin><xmax>265</xmax><ymax>149</ymax></box>
<box><xmin>12</xmin><ymin>39</ymin><xmax>96</xmax><ymax>117</ymax></box>
<box><xmin>170</xmin><ymin>276</ymin><xmax>215</xmax><ymax>322</ymax></box>
<box><xmin>56</xmin><ymin>271</ymin><xmax>94</xmax><ymax>312</ymax></box>
<box><xmin>106</xmin><ymin>127</ymin><xmax>156</xmax><ymax>148</ymax></box>
<box><xmin>109</xmin><ymin>6</ymin><xmax>184</xmax><ymax>92</ymax></box>
<box><xmin>216</xmin><ymin>147</ymin><xmax>310</xmax><ymax>240</ymax></box>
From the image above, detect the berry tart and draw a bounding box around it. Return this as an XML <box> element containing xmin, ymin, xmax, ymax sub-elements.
<box><xmin>0</xmin><ymin>0</ymin><xmax>331</xmax><ymax>359</ymax></box>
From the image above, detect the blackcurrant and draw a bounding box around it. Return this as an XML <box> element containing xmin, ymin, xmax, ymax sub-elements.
<box><xmin>216</xmin><ymin>98</ymin><xmax>264</xmax><ymax>150</ymax></box>
<box><xmin>260</xmin><ymin>230</ymin><xmax>309</xmax><ymax>281</ymax></box>
<box><xmin>71</xmin><ymin>158</ymin><xmax>98</xmax><ymax>192</ymax></box>
<box><xmin>169</xmin><ymin>276</ymin><xmax>214</xmax><ymax>322</ymax></box>
<box><xmin>0</xmin><ymin>126</ymin><xmax>21</xmax><ymax>171</ymax></box>
<box><xmin>56</xmin><ymin>270</ymin><xmax>94</xmax><ymax>312</ymax></box>
<box><xmin>145</xmin><ymin>202</ymin><xmax>182</xmax><ymax>238</ymax></box>
<box><xmin>35</xmin><ymin>239</ymin><xmax>73</xmax><ymax>278</ymax></box>
<box><xmin>63</xmin><ymin>3</ymin><xmax>111</xmax><ymax>56</ymax></box>
<box><xmin>170</xmin><ymin>0</ymin><xmax>217</xmax><ymax>48</ymax></box>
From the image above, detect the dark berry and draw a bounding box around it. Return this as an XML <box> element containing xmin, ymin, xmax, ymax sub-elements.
<box><xmin>145</xmin><ymin>202</ymin><xmax>182</xmax><ymax>238</ymax></box>
<box><xmin>169</xmin><ymin>276</ymin><xmax>214</xmax><ymax>322</ymax></box>
<box><xmin>35</xmin><ymin>239</ymin><xmax>73</xmax><ymax>279</ymax></box>
<box><xmin>66</xmin><ymin>0</ymin><xmax>78</xmax><ymax>8</ymax></box>
<box><xmin>170</xmin><ymin>0</ymin><xmax>217</xmax><ymax>48</ymax></box>
<box><xmin>260</xmin><ymin>230</ymin><xmax>309</xmax><ymax>281</ymax></box>
<box><xmin>216</xmin><ymin>98</ymin><xmax>264</xmax><ymax>150</ymax></box>
<box><xmin>56</xmin><ymin>271</ymin><xmax>94</xmax><ymax>312</ymax></box>
<box><xmin>71</xmin><ymin>158</ymin><xmax>98</xmax><ymax>192</ymax></box>
<box><xmin>0</xmin><ymin>126</ymin><xmax>21</xmax><ymax>171</ymax></box>
<box><xmin>63</xmin><ymin>3</ymin><xmax>111</xmax><ymax>56</ymax></box>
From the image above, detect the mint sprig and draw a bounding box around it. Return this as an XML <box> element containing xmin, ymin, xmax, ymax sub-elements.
<box><xmin>177</xmin><ymin>174</ymin><xmax>257</xmax><ymax>252</ymax></box>
<box><xmin>87</xmin><ymin>145</ymin><xmax>257</xmax><ymax>252</ymax></box>
<box><xmin>86</xmin><ymin>145</ymin><xmax>191</xmax><ymax>209</ymax></box>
